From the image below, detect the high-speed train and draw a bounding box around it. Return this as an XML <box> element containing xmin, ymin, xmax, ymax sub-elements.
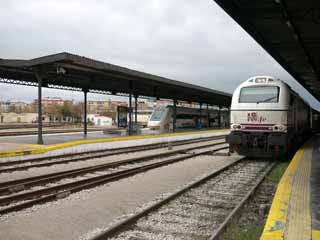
<box><xmin>227</xmin><ymin>76</ymin><xmax>311</xmax><ymax>158</ymax></box>
<box><xmin>147</xmin><ymin>105</ymin><xmax>228</xmax><ymax>131</ymax></box>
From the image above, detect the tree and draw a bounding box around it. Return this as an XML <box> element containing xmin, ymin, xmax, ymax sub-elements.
<box><xmin>56</xmin><ymin>103</ymin><xmax>72</xmax><ymax>119</ymax></box>
<box><xmin>70</xmin><ymin>102</ymin><xmax>83</xmax><ymax>120</ymax></box>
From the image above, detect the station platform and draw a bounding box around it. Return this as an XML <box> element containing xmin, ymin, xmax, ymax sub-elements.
<box><xmin>0</xmin><ymin>127</ymin><xmax>224</xmax><ymax>145</ymax></box>
<box><xmin>0</xmin><ymin>142</ymin><xmax>43</xmax><ymax>157</ymax></box>
<box><xmin>0</xmin><ymin>128</ymin><xmax>229</xmax><ymax>158</ymax></box>
<box><xmin>0</xmin><ymin>130</ymin><xmax>110</xmax><ymax>145</ymax></box>
<box><xmin>261</xmin><ymin>135</ymin><xmax>320</xmax><ymax>240</ymax></box>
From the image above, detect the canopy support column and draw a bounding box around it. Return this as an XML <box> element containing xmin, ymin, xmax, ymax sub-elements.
<box><xmin>128</xmin><ymin>83</ymin><xmax>133</xmax><ymax>136</ymax></box>
<box><xmin>35</xmin><ymin>70</ymin><xmax>43</xmax><ymax>145</ymax></box>
<box><xmin>199</xmin><ymin>103</ymin><xmax>202</xmax><ymax>128</ymax></box>
<box><xmin>173</xmin><ymin>99</ymin><xmax>177</xmax><ymax>132</ymax></box>
<box><xmin>134</xmin><ymin>95</ymin><xmax>138</xmax><ymax>124</ymax></box>
<box><xmin>218</xmin><ymin>105</ymin><xmax>221</xmax><ymax>128</ymax></box>
<box><xmin>83</xmin><ymin>89</ymin><xmax>88</xmax><ymax>137</ymax></box>
<box><xmin>129</xmin><ymin>92</ymin><xmax>132</xmax><ymax>135</ymax></box>
<box><xmin>207</xmin><ymin>104</ymin><xmax>210</xmax><ymax>127</ymax></box>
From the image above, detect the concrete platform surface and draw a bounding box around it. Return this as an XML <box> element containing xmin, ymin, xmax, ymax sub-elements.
<box><xmin>0</xmin><ymin>127</ymin><xmax>224</xmax><ymax>145</ymax></box>
<box><xmin>260</xmin><ymin>135</ymin><xmax>320</xmax><ymax>240</ymax></box>
<box><xmin>0</xmin><ymin>129</ymin><xmax>229</xmax><ymax>160</ymax></box>
<box><xmin>0</xmin><ymin>130</ymin><xmax>108</xmax><ymax>145</ymax></box>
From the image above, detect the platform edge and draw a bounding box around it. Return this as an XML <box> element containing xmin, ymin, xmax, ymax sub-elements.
<box><xmin>0</xmin><ymin>129</ymin><xmax>228</xmax><ymax>158</ymax></box>
<box><xmin>260</xmin><ymin>148</ymin><xmax>304</xmax><ymax>240</ymax></box>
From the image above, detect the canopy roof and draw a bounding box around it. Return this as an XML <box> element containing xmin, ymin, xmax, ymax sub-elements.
<box><xmin>0</xmin><ymin>52</ymin><xmax>231</xmax><ymax>106</ymax></box>
<box><xmin>214</xmin><ymin>0</ymin><xmax>320</xmax><ymax>101</ymax></box>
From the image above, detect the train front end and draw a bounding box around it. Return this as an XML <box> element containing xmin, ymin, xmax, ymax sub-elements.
<box><xmin>227</xmin><ymin>76</ymin><xmax>289</xmax><ymax>158</ymax></box>
<box><xmin>147</xmin><ymin>106</ymin><xmax>169</xmax><ymax>130</ymax></box>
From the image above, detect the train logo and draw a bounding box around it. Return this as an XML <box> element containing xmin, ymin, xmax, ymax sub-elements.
<box><xmin>247</xmin><ymin>112</ymin><xmax>266</xmax><ymax>123</ymax></box>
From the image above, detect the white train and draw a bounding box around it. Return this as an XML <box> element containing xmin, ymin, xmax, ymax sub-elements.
<box><xmin>227</xmin><ymin>76</ymin><xmax>311</xmax><ymax>158</ymax></box>
<box><xmin>147</xmin><ymin>105</ymin><xmax>228</xmax><ymax>131</ymax></box>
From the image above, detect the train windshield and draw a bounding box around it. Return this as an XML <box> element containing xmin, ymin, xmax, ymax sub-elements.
<box><xmin>239</xmin><ymin>86</ymin><xmax>279</xmax><ymax>103</ymax></box>
<box><xmin>150</xmin><ymin>107</ymin><xmax>165</xmax><ymax>121</ymax></box>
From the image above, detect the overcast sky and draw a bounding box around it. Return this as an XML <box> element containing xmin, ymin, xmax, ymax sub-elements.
<box><xmin>0</xmin><ymin>0</ymin><xmax>319</xmax><ymax>110</ymax></box>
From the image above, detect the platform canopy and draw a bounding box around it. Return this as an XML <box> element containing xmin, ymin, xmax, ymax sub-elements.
<box><xmin>214</xmin><ymin>0</ymin><xmax>320</xmax><ymax>100</ymax></box>
<box><xmin>0</xmin><ymin>52</ymin><xmax>231</xmax><ymax>106</ymax></box>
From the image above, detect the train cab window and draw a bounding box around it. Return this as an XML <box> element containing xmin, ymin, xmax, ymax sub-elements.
<box><xmin>149</xmin><ymin>107</ymin><xmax>165</xmax><ymax>121</ymax></box>
<box><xmin>239</xmin><ymin>86</ymin><xmax>279</xmax><ymax>103</ymax></box>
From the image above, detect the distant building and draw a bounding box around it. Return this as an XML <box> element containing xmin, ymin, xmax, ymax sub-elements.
<box><xmin>110</xmin><ymin>100</ymin><xmax>128</xmax><ymax>109</ymax></box>
<box><xmin>44</xmin><ymin>114</ymin><xmax>73</xmax><ymax>123</ymax></box>
<box><xmin>0</xmin><ymin>101</ymin><xmax>9</xmax><ymax>112</ymax></box>
<box><xmin>0</xmin><ymin>112</ymin><xmax>38</xmax><ymax>123</ymax></box>
<box><xmin>136</xmin><ymin>100</ymin><xmax>153</xmax><ymax>111</ymax></box>
<box><xmin>0</xmin><ymin>112</ymin><xmax>73</xmax><ymax>124</ymax></box>
<box><xmin>87</xmin><ymin>114</ymin><xmax>113</xmax><ymax>127</ymax></box>
<box><xmin>33</xmin><ymin>97</ymin><xmax>73</xmax><ymax>109</ymax></box>
<box><xmin>0</xmin><ymin>101</ymin><xmax>30</xmax><ymax>113</ymax></box>
<box><xmin>87</xmin><ymin>100</ymin><xmax>111</xmax><ymax>114</ymax></box>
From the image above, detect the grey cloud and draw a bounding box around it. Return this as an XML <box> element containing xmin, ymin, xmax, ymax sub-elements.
<box><xmin>0</xmin><ymin>0</ymin><xmax>319</xmax><ymax>109</ymax></box>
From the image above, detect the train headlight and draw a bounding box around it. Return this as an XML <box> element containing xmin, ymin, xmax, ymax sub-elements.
<box><xmin>273</xmin><ymin>124</ymin><xmax>286</xmax><ymax>132</ymax></box>
<box><xmin>231</xmin><ymin>124</ymin><xmax>241</xmax><ymax>131</ymax></box>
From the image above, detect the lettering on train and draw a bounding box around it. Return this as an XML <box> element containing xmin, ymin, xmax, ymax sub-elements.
<box><xmin>247</xmin><ymin>112</ymin><xmax>266</xmax><ymax>123</ymax></box>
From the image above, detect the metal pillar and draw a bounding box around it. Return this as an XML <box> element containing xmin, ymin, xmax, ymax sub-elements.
<box><xmin>129</xmin><ymin>92</ymin><xmax>132</xmax><ymax>135</ymax></box>
<box><xmin>35</xmin><ymin>71</ymin><xmax>43</xmax><ymax>144</ymax></box>
<box><xmin>199</xmin><ymin>103</ymin><xmax>203</xmax><ymax>128</ymax></box>
<box><xmin>173</xmin><ymin>99</ymin><xmax>177</xmax><ymax>132</ymax></box>
<box><xmin>134</xmin><ymin>95</ymin><xmax>138</xmax><ymax>124</ymax></box>
<box><xmin>207</xmin><ymin>104</ymin><xmax>210</xmax><ymax>127</ymax></box>
<box><xmin>218</xmin><ymin>105</ymin><xmax>221</xmax><ymax>128</ymax></box>
<box><xmin>228</xmin><ymin>107</ymin><xmax>231</xmax><ymax>128</ymax></box>
<box><xmin>83</xmin><ymin>90</ymin><xmax>88</xmax><ymax>136</ymax></box>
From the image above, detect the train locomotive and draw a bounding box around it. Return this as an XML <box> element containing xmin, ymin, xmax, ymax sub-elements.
<box><xmin>227</xmin><ymin>76</ymin><xmax>311</xmax><ymax>158</ymax></box>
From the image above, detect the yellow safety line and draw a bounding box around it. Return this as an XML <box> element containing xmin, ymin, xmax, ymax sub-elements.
<box><xmin>313</xmin><ymin>230</ymin><xmax>320</xmax><ymax>240</ymax></box>
<box><xmin>42</xmin><ymin>129</ymin><xmax>229</xmax><ymax>152</ymax></box>
<box><xmin>0</xmin><ymin>129</ymin><xmax>228</xmax><ymax>158</ymax></box>
<box><xmin>260</xmin><ymin>147</ymin><xmax>305</xmax><ymax>240</ymax></box>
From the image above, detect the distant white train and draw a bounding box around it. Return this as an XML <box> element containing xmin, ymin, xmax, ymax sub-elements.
<box><xmin>227</xmin><ymin>76</ymin><xmax>311</xmax><ymax>158</ymax></box>
<box><xmin>147</xmin><ymin>105</ymin><xmax>228</xmax><ymax>131</ymax></box>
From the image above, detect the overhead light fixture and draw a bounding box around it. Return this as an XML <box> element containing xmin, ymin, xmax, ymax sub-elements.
<box><xmin>56</xmin><ymin>66</ymin><xmax>66</xmax><ymax>74</ymax></box>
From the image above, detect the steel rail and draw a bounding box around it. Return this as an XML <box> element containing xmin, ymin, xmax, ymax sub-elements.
<box><xmin>0</xmin><ymin>135</ymin><xmax>226</xmax><ymax>170</ymax></box>
<box><xmin>209</xmin><ymin>162</ymin><xmax>276</xmax><ymax>240</ymax></box>
<box><xmin>89</xmin><ymin>160</ymin><xmax>275</xmax><ymax>240</ymax></box>
<box><xmin>0</xmin><ymin>145</ymin><xmax>228</xmax><ymax>214</ymax></box>
<box><xmin>0</xmin><ymin>141</ymin><xmax>227</xmax><ymax>194</ymax></box>
<box><xmin>90</xmin><ymin>157</ymin><xmax>245</xmax><ymax>240</ymax></box>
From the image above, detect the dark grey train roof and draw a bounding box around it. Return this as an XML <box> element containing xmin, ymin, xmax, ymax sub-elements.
<box><xmin>213</xmin><ymin>0</ymin><xmax>320</xmax><ymax>101</ymax></box>
<box><xmin>0</xmin><ymin>52</ymin><xmax>231</xmax><ymax>106</ymax></box>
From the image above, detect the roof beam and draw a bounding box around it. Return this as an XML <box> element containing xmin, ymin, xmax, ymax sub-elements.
<box><xmin>276</xmin><ymin>0</ymin><xmax>317</xmax><ymax>74</ymax></box>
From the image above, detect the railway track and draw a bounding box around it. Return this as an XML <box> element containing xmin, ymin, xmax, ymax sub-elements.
<box><xmin>0</xmin><ymin>135</ymin><xmax>226</xmax><ymax>173</ymax></box>
<box><xmin>0</xmin><ymin>141</ymin><xmax>228</xmax><ymax>215</ymax></box>
<box><xmin>91</xmin><ymin>158</ymin><xmax>275</xmax><ymax>240</ymax></box>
